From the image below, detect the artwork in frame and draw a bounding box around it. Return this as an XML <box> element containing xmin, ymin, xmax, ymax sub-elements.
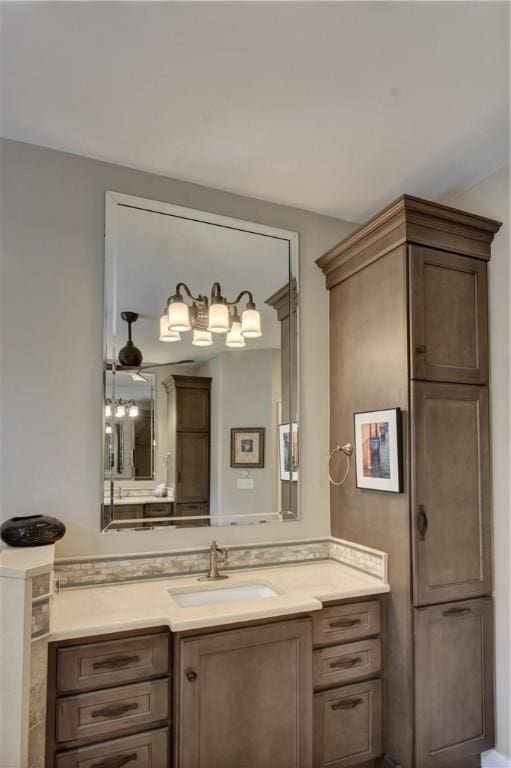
<box><xmin>354</xmin><ymin>408</ymin><xmax>402</xmax><ymax>492</ymax></box>
<box><xmin>279</xmin><ymin>422</ymin><xmax>299</xmax><ymax>482</ymax></box>
<box><xmin>230</xmin><ymin>428</ymin><xmax>265</xmax><ymax>468</ymax></box>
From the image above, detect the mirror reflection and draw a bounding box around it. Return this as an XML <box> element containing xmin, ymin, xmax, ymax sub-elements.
<box><xmin>103</xmin><ymin>194</ymin><xmax>299</xmax><ymax>531</ymax></box>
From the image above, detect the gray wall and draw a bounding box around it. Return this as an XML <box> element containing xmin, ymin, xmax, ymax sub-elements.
<box><xmin>0</xmin><ymin>138</ymin><xmax>354</xmax><ymax>556</ymax></box>
<box><xmin>200</xmin><ymin>349</ymin><xmax>280</xmax><ymax>523</ymax></box>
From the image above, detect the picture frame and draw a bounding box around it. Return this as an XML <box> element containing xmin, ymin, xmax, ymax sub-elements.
<box><xmin>279</xmin><ymin>422</ymin><xmax>299</xmax><ymax>481</ymax></box>
<box><xmin>230</xmin><ymin>428</ymin><xmax>265</xmax><ymax>468</ymax></box>
<box><xmin>354</xmin><ymin>408</ymin><xmax>402</xmax><ymax>492</ymax></box>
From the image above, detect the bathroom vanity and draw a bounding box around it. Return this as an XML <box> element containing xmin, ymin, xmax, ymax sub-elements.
<box><xmin>43</xmin><ymin>559</ymin><xmax>388</xmax><ymax>768</ymax></box>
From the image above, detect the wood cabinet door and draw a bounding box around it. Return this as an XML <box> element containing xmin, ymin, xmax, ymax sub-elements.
<box><xmin>415</xmin><ymin>598</ymin><xmax>494</xmax><ymax>767</ymax></box>
<box><xmin>410</xmin><ymin>246</ymin><xmax>488</xmax><ymax>384</ymax></box>
<box><xmin>411</xmin><ymin>382</ymin><xmax>491</xmax><ymax>606</ymax></box>
<box><xmin>176</xmin><ymin>433</ymin><xmax>209</xmax><ymax>502</ymax></box>
<box><xmin>177</xmin><ymin>620</ymin><xmax>313</xmax><ymax>768</ymax></box>
<box><xmin>313</xmin><ymin>679</ymin><xmax>383</xmax><ymax>768</ymax></box>
<box><xmin>176</xmin><ymin>387</ymin><xmax>209</xmax><ymax>431</ymax></box>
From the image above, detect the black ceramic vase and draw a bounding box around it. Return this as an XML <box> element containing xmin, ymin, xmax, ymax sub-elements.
<box><xmin>0</xmin><ymin>515</ymin><xmax>66</xmax><ymax>547</ymax></box>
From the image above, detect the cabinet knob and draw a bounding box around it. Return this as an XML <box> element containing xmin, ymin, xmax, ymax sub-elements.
<box><xmin>186</xmin><ymin>668</ymin><xmax>198</xmax><ymax>682</ymax></box>
<box><xmin>416</xmin><ymin>345</ymin><xmax>427</xmax><ymax>354</ymax></box>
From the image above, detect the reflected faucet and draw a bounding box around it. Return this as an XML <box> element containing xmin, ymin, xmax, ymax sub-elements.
<box><xmin>198</xmin><ymin>541</ymin><xmax>229</xmax><ymax>581</ymax></box>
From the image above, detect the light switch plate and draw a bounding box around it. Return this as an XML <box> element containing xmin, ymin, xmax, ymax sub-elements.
<box><xmin>237</xmin><ymin>478</ymin><xmax>254</xmax><ymax>490</ymax></box>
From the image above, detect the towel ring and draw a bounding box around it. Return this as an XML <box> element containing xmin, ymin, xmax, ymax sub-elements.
<box><xmin>328</xmin><ymin>443</ymin><xmax>353</xmax><ymax>486</ymax></box>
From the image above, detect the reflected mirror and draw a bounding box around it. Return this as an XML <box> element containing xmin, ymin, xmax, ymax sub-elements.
<box><xmin>103</xmin><ymin>192</ymin><xmax>299</xmax><ymax>531</ymax></box>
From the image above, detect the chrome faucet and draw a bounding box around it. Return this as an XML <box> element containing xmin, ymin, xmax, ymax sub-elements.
<box><xmin>198</xmin><ymin>541</ymin><xmax>229</xmax><ymax>581</ymax></box>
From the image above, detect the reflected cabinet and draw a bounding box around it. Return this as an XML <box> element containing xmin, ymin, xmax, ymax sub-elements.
<box><xmin>317</xmin><ymin>195</ymin><xmax>500</xmax><ymax>768</ymax></box>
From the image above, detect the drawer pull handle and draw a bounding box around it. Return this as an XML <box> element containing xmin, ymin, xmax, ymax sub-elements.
<box><xmin>443</xmin><ymin>607</ymin><xmax>471</xmax><ymax>617</ymax></box>
<box><xmin>330</xmin><ymin>656</ymin><xmax>362</xmax><ymax>669</ymax></box>
<box><xmin>91</xmin><ymin>754</ymin><xmax>137</xmax><ymax>768</ymax></box>
<box><xmin>91</xmin><ymin>702</ymin><xmax>139</xmax><ymax>719</ymax></box>
<box><xmin>329</xmin><ymin>618</ymin><xmax>361</xmax><ymax>629</ymax></box>
<box><xmin>186</xmin><ymin>668</ymin><xmax>198</xmax><ymax>682</ymax></box>
<box><xmin>92</xmin><ymin>655</ymin><xmax>140</xmax><ymax>670</ymax></box>
<box><xmin>331</xmin><ymin>697</ymin><xmax>364</xmax><ymax>711</ymax></box>
<box><xmin>416</xmin><ymin>345</ymin><xmax>427</xmax><ymax>354</ymax></box>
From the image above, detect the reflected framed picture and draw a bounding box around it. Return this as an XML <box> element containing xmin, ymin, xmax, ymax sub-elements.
<box><xmin>279</xmin><ymin>422</ymin><xmax>299</xmax><ymax>482</ymax></box>
<box><xmin>231</xmin><ymin>428</ymin><xmax>265</xmax><ymax>468</ymax></box>
<box><xmin>354</xmin><ymin>408</ymin><xmax>402</xmax><ymax>492</ymax></box>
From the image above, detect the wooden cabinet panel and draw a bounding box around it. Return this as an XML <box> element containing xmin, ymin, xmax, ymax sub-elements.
<box><xmin>176</xmin><ymin>433</ymin><xmax>209</xmax><ymax>502</ymax></box>
<box><xmin>313</xmin><ymin>638</ymin><xmax>381</xmax><ymax>690</ymax></box>
<box><xmin>313</xmin><ymin>601</ymin><xmax>380</xmax><ymax>647</ymax></box>
<box><xmin>56</xmin><ymin>679</ymin><xmax>169</xmax><ymax>744</ymax></box>
<box><xmin>410</xmin><ymin>247</ymin><xmax>488</xmax><ymax>384</ymax></box>
<box><xmin>55</xmin><ymin>728</ymin><xmax>169</xmax><ymax>768</ymax></box>
<box><xmin>111</xmin><ymin>505</ymin><xmax>144</xmax><ymax>521</ymax></box>
<box><xmin>314</xmin><ymin>679</ymin><xmax>383</xmax><ymax>768</ymax></box>
<box><xmin>174</xmin><ymin>502</ymin><xmax>209</xmax><ymax>527</ymax></box>
<box><xmin>178</xmin><ymin>619</ymin><xmax>313</xmax><ymax>768</ymax></box>
<box><xmin>142</xmin><ymin>503</ymin><xmax>172</xmax><ymax>518</ymax></box>
<box><xmin>415</xmin><ymin>598</ymin><xmax>494</xmax><ymax>767</ymax></box>
<box><xmin>412</xmin><ymin>382</ymin><xmax>491</xmax><ymax>605</ymax></box>
<box><xmin>176</xmin><ymin>387</ymin><xmax>209</xmax><ymax>431</ymax></box>
<box><xmin>57</xmin><ymin>633</ymin><xmax>169</xmax><ymax>693</ymax></box>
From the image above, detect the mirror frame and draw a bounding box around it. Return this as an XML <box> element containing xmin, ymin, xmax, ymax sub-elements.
<box><xmin>102</xmin><ymin>190</ymin><xmax>300</xmax><ymax>532</ymax></box>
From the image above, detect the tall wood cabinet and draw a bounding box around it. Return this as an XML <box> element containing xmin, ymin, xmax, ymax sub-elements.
<box><xmin>163</xmin><ymin>375</ymin><xmax>211</xmax><ymax>525</ymax></box>
<box><xmin>317</xmin><ymin>195</ymin><xmax>501</xmax><ymax>768</ymax></box>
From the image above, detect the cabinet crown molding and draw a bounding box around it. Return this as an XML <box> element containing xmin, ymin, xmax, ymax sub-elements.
<box><xmin>316</xmin><ymin>194</ymin><xmax>502</xmax><ymax>290</ymax></box>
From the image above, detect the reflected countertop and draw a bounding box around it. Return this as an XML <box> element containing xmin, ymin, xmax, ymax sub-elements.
<box><xmin>51</xmin><ymin>560</ymin><xmax>389</xmax><ymax>639</ymax></box>
<box><xmin>104</xmin><ymin>496</ymin><xmax>174</xmax><ymax>505</ymax></box>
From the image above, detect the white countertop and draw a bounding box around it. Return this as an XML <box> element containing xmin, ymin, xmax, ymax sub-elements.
<box><xmin>104</xmin><ymin>496</ymin><xmax>173</xmax><ymax>506</ymax></box>
<box><xmin>51</xmin><ymin>561</ymin><xmax>389</xmax><ymax>639</ymax></box>
<box><xmin>0</xmin><ymin>544</ymin><xmax>55</xmax><ymax>579</ymax></box>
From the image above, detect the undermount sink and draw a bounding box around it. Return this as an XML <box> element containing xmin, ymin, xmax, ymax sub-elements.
<box><xmin>169</xmin><ymin>582</ymin><xmax>281</xmax><ymax>607</ymax></box>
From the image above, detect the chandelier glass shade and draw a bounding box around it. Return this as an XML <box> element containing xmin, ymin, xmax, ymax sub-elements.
<box><xmin>167</xmin><ymin>300</ymin><xmax>191</xmax><ymax>332</ymax></box>
<box><xmin>159</xmin><ymin>313</ymin><xmax>181</xmax><ymax>342</ymax></box>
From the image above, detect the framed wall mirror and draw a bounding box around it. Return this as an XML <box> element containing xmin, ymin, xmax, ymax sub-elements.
<box><xmin>102</xmin><ymin>192</ymin><xmax>299</xmax><ymax>532</ymax></box>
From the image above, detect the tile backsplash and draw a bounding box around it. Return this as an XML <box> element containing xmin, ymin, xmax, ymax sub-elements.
<box><xmin>55</xmin><ymin>537</ymin><xmax>387</xmax><ymax>588</ymax></box>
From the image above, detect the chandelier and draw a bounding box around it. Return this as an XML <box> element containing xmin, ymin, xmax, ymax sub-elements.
<box><xmin>159</xmin><ymin>282</ymin><xmax>262</xmax><ymax>349</ymax></box>
<box><xmin>105</xmin><ymin>398</ymin><xmax>139</xmax><ymax>419</ymax></box>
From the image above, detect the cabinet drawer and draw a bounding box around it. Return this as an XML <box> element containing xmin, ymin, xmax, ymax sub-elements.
<box><xmin>314</xmin><ymin>679</ymin><xmax>383</xmax><ymax>768</ymax></box>
<box><xmin>313</xmin><ymin>601</ymin><xmax>380</xmax><ymax>647</ymax></box>
<box><xmin>56</xmin><ymin>679</ymin><xmax>169</xmax><ymax>744</ymax></box>
<box><xmin>57</xmin><ymin>633</ymin><xmax>169</xmax><ymax>693</ymax></box>
<box><xmin>313</xmin><ymin>638</ymin><xmax>381</xmax><ymax>689</ymax></box>
<box><xmin>55</xmin><ymin>728</ymin><xmax>169</xmax><ymax>768</ymax></box>
<box><xmin>112</xmin><ymin>505</ymin><xmax>144</xmax><ymax>520</ymax></box>
<box><xmin>143</xmin><ymin>503</ymin><xmax>171</xmax><ymax>518</ymax></box>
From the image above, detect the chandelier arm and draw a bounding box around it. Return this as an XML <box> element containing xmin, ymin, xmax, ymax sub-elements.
<box><xmin>227</xmin><ymin>290</ymin><xmax>254</xmax><ymax>307</ymax></box>
<box><xmin>175</xmin><ymin>282</ymin><xmax>198</xmax><ymax>302</ymax></box>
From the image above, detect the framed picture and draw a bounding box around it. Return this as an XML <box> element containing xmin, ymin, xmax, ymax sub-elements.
<box><xmin>354</xmin><ymin>408</ymin><xmax>402</xmax><ymax>492</ymax></box>
<box><xmin>230</xmin><ymin>428</ymin><xmax>265</xmax><ymax>468</ymax></box>
<box><xmin>279</xmin><ymin>422</ymin><xmax>299</xmax><ymax>481</ymax></box>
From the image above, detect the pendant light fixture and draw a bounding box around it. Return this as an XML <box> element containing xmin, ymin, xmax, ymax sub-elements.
<box><xmin>118</xmin><ymin>312</ymin><xmax>143</xmax><ymax>367</ymax></box>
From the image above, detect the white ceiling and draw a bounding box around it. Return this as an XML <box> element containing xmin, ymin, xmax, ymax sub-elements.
<box><xmin>110</xmin><ymin>203</ymin><xmax>289</xmax><ymax>364</ymax></box>
<box><xmin>1</xmin><ymin>1</ymin><xmax>509</xmax><ymax>221</ymax></box>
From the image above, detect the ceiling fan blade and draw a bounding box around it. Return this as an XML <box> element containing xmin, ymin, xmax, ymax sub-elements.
<box><xmin>137</xmin><ymin>359</ymin><xmax>195</xmax><ymax>369</ymax></box>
